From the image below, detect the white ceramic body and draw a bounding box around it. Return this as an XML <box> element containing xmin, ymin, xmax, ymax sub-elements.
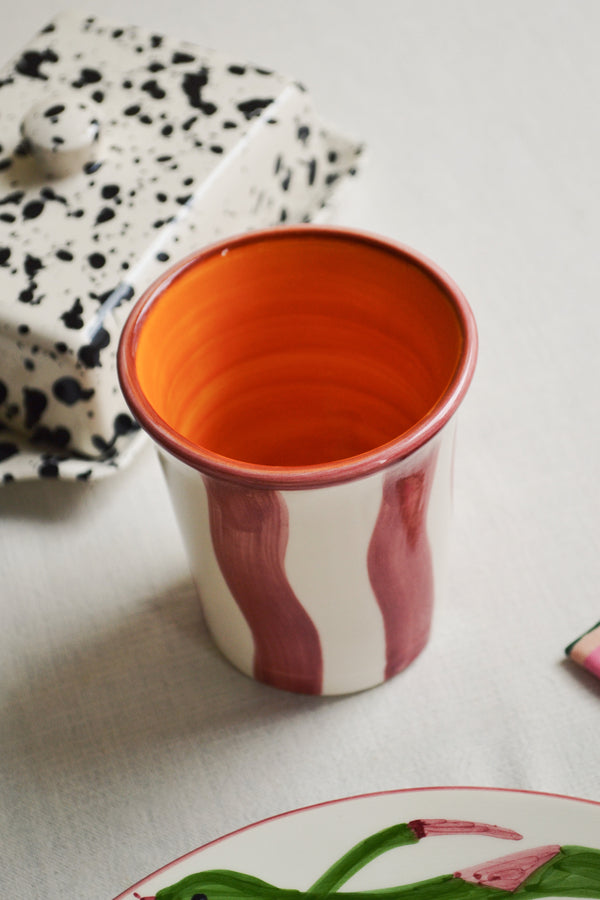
<box><xmin>159</xmin><ymin>420</ymin><xmax>456</xmax><ymax>695</ymax></box>
<box><xmin>0</xmin><ymin>11</ymin><xmax>359</xmax><ymax>482</ymax></box>
<box><xmin>118</xmin><ymin>227</ymin><xmax>478</xmax><ymax>696</ymax></box>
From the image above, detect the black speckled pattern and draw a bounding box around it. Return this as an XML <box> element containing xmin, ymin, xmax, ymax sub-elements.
<box><xmin>0</xmin><ymin>11</ymin><xmax>362</xmax><ymax>482</ymax></box>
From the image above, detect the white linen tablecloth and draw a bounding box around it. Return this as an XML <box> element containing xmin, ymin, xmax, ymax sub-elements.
<box><xmin>1</xmin><ymin>3</ymin><xmax>599</xmax><ymax>899</ymax></box>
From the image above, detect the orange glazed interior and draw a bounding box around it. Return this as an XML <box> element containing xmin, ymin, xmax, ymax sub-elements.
<box><xmin>134</xmin><ymin>231</ymin><xmax>465</xmax><ymax>467</ymax></box>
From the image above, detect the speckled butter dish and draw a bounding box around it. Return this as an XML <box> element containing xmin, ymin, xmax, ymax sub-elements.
<box><xmin>0</xmin><ymin>10</ymin><xmax>361</xmax><ymax>483</ymax></box>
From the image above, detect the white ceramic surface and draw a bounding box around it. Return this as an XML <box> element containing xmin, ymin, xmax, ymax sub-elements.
<box><xmin>118</xmin><ymin>227</ymin><xmax>476</xmax><ymax>696</ymax></box>
<box><xmin>114</xmin><ymin>787</ymin><xmax>600</xmax><ymax>900</ymax></box>
<box><xmin>160</xmin><ymin>422</ymin><xmax>456</xmax><ymax>696</ymax></box>
<box><xmin>0</xmin><ymin>10</ymin><xmax>360</xmax><ymax>481</ymax></box>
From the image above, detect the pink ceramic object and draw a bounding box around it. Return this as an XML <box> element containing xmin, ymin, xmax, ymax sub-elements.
<box><xmin>118</xmin><ymin>226</ymin><xmax>477</xmax><ymax>694</ymax></box>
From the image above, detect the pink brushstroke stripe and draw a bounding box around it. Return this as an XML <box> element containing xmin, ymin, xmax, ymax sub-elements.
<box><xmin>367</xmin><ymin>446</ymin><xmax>439</xmax><ymax>680</ymax></box>
<box><xmin>204</xmin><ymin>479</ymin><xmax>323</xmax><ymax>694</ymax></box>
<box><xmin>455</xmin><ymin>844</ymin><xmax>561</xmax><ymax>892</ymax></box>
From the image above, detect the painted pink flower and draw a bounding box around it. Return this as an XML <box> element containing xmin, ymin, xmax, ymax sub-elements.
<box><xmin>455</xmin><ymin>844</ymin><xmax>561</xmax><ymax>892</ymax></box>
<box><xmin>408</xmin><ymin>819</ymin><xmax>523</xmax><ymax>841</ymax></box>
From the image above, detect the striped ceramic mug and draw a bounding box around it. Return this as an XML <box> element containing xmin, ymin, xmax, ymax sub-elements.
<box><xmin>118</xmin><ymin>226</ymin><xmax>477</xmax><ymax>695</ymax></box>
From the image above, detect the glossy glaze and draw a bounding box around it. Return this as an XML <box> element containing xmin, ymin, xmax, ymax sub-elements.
<box><xmin>132</xmin><ymin>228</ymin><xmax>468</xmax><ymax>480</ymax></box>
<box><xmin>0</xmin><ymin>12</ymin><xmax>360</xmax><ymax>482</ymax></box>
<box><xmin>119</xmin><ymin>227</ymin><xmax>477</xmax><ymax>694</ymax></box>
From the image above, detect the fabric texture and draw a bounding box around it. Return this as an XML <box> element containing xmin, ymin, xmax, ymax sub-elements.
<box><xmin>1</xmin><ymin>4</ymin><xmax>599</xmax><ymax>900</ymax></box>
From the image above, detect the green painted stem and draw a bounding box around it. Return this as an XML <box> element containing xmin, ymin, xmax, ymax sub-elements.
<box><xmin>307</xmin><ymin>822</ymin><xmax>419</xmax><ymax>894</ymax></box>
<box><xmin>154</xmin><ymin>841</ymin><xmax>600</xmax><ymax>900</ymax></box>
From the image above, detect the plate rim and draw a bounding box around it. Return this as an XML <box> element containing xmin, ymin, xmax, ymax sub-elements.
<box><xmin>113</xmin><ymin>785</ymin><xmax>600</xmax><ymax>900</ymax></box>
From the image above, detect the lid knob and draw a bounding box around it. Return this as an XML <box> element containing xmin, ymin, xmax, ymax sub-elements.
<box><xmin>21</xmin><ymin>96</ymin><xmax>102</xmax><ymax>177</ymax></box>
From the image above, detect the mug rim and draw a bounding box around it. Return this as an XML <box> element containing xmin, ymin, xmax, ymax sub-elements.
<box><xmin>117</xmin><ymin>225</ymin><xmax>478</xmax><ymax>489</ymax></box>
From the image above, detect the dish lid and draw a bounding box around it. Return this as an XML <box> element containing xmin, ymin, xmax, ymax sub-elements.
<box><xmin>0</xmin><ymin>10</ymin><xmax>361</xmax><ymax>482</ymax></box>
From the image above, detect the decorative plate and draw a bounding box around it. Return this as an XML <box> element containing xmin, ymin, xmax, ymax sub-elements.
<box><xmin>114</xmin><ymin>787</ymin><xmax>600</xmax><ymax>900</ymax></box>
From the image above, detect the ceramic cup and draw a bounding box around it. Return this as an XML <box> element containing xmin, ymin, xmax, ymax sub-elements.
<box><xmin>118</xmin><ymin>226</ymin><xmax>478</xmax><ymax>695</ymax></box>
